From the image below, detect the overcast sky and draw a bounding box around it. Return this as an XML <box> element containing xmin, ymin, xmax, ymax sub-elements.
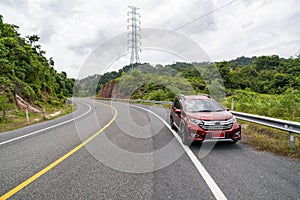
<box><xmin>0</xmin><ymin>0</ymin><xmax>299</xmax><ymax>78</ymax></box>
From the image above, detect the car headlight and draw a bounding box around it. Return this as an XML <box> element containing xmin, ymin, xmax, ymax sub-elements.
<box><xmin>188</xmin><ymin>118</ymin><xmax>203</xmax><ymax>125</ymax></box>
<box><xmin>227</xmin><ymin>116</ymin><xmax>236</xmax><ymax>124</ymax></box>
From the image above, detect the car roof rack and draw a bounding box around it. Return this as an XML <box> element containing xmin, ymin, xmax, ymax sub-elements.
<box><xmin>197</xmin><ymin>94</ymin><xmax>211</xmax><ymax>98</ymax></box>
<box><xmin>178</xmin><ymin>94</ymin><xmax>185</xmax><ymax>99</ymax></box>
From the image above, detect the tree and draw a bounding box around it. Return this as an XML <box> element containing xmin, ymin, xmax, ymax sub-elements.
<box><xmin>0</xmin><ymin>96</ymin><xmax>10</xmax><ymax>121</ymax></box>
<box><xmin>216</xmin><ymin>61</ymin><xmax>230</xmax><ymax>88</ymax></box>
<box><xmin>254</xmin><ymin>55</ymin><xmax>280</xmax><ymax>72</ymax></box>
<box><xmin>269</xmin><ymin>73</ymin><xmax>294</xmax><ymax>94</ymax></box>
<box><xmin>26</xmin><ymin>34</ymin><xmax>40</xmax><ymax>45</ymax></box>
<box><xmin>0</xmin><ymin>14</ymin><xmax>74</xmax><ymax>110</ymax></box>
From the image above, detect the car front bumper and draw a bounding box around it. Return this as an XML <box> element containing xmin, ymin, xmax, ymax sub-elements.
<box><xmin>187</xmin><ymin>123</ymin><xmax>241</xmax><ymax>142</ymax></box>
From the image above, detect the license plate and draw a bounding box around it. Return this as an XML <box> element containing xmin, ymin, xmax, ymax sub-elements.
<box><xmin>212</xmin><ymin>132</ymin><xmax>225</xmax><ymax>139</ymax></box>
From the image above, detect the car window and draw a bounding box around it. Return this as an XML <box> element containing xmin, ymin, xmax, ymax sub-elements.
<box><xmin>174</xmin><ymin>98</ymin><xmax>180</xmax><ymax>109</ymax></box>
<box><xmin>185</xmin><ymin>99</ymin><xmax>223</xmax><ymax>112</ymax></box>
<box><xmin>174</xmin><ymin>97</ymin><xmax>183</xmax><ymax>109</ymax></box>
<box><xmin>179</xmin><ymin>99</ymin><xmax>183</xmax><ymax>109</ymax></box>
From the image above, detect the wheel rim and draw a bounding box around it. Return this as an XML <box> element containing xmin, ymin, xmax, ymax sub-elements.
<box><xmin>181</xmin><ymin>124</ymin><xmax>192</xmax><ymax>145</ymax></box>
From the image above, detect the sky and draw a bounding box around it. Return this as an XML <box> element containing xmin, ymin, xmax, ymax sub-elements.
<box><xmin>0</xmin><ymin>0</ymin><xmax>299</xmax><ymax>78</ymax></box>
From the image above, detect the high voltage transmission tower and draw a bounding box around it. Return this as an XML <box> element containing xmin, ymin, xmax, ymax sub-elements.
<box><xmin>127</xmin><ymin>6</ymin><xmax>141</xmax><ymax>65</ymax></box>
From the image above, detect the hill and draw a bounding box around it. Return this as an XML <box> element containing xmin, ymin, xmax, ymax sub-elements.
<box><xmin>95</xmin><ymin>55</ymin><xmax>300</xmax><ymax>121</ymax></box>
<box><xmin>0</xmin><ymin>15</ymin><xmax>74</xmax><ymax>123</ymax></box>
<box><xmin>96</xmin><ymin>55</ymin><xmax>300</xmax><ymax>98</ymax></box>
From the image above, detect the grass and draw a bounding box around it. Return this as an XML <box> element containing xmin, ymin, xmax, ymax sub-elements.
<box><xmin>239</xmin><ymin>120</ymin><xmax>300</xmax><ymax>160</ymax></box>
<box><xmin>221</xmin><ymin>89</ymin><xmax>300</xmax><ymax>122</ymax></box>
<box><xmin>0</xmin><ymin>103</ymin><xmax>75</xmax><ymax>132</ymax></box>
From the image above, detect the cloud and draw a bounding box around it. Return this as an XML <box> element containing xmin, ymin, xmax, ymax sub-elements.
<box><xmin>197</xmin><ymin>0</ymin><xmax>300</xmax><ymax>60</ymax></box>
<box><xmin>0</xmin><ymin>0</ymin><xmax>299</xmax><ymax>78</ymax></box>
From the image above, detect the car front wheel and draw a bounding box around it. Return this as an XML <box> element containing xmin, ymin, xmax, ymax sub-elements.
<box><xmin>181</xmin><ymin>124</ymin><xmax>192</xmax><ymax>146</ymax></box>
<box><xmin>170</xmin><ymin>116</ymin><xmax>175</xmax><ymax>130</ymax></box>
<box><xmin>232</xmin><ymin>140</ymin><xmax>238</xmax><ymax>144</ymax></box>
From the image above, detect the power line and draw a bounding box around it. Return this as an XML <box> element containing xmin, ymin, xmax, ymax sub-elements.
<box><xmin>173</xmin><ymin>0</ymin><xmax>238</xmax><ymax>31</ymax></box>
<box><xmin>161</xmin><ymin>1</ymin><xmax>207</xmax><ymax>27</ymax></box>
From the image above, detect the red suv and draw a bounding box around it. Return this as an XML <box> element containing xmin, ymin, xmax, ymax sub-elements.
<box><xmin>170</xmin><ymin>94</ymin><xmax>241</xmax><ymax>145</ymax></box>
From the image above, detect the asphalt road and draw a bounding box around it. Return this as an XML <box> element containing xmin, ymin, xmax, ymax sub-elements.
<box><xmin>0</xmin><ymin>98</ymin><xmax>299</xmax><ymax>200</ymax></box>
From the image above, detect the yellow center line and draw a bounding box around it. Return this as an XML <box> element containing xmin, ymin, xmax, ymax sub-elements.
<box><xmin>0</xmin><ymin>101</ymin><xmax>117</xmax><ymax>200</ymax></box>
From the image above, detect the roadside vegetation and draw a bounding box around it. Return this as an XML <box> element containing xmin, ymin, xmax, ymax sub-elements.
<box><xmin>221</xmin><ymin>89</ymin><xmax>300</xmax><ymax>122</ymax></box>
<box><xmin>0</xmin><ymin>15</ymin><xmax>75</xmax><ymax>131</ymax></box>
<box><xmin>240</xmin><ymin>121</ymin><xmax>300</xmax><ymax>160</ymax></box>
<box><xmin>0</xmin><ymin>103</ymin><xmax>74</xmax><ymax>132</ymax></box>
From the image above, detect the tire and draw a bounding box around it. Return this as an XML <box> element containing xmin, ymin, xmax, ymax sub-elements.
<box><xmin>181</xmin><ymin>124</ymin><xmax>192</xmax><ymax>146</ymax></box>
<box><xmin>231</xmin><ymin>140</ymin><xmax>238</xmax><ymax>144</ymax></box>
<box><xmin>170</xmin><ymin>116</ymin><xmax>175</xmax><ymax>130</ymax></box>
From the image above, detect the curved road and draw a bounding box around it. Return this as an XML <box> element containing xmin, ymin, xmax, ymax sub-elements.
<box><xmin>0</xmin><ymin>98</ymin><xmax>299</xmax><ymax>199</ymax></box>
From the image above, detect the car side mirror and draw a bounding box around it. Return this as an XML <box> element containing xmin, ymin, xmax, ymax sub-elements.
<box><xmin>175</xmin><ymin>109</ymin><xmax>182</xmax><ymax>114</ymax></box>
<box><xmin>224</xmin><ymin>108</ymin><xmax>229</xmax><ymax>111</ymax></box>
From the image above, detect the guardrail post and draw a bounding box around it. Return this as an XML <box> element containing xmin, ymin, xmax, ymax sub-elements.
<box><xmin>231</xmin><ymin>98</ymin><xmax>234</xmax><ymax>111</ymax></box>
<box><xmin>289</xmin><ymin>132</ymin><xmax>294</xmax><ymax>149</ymax></box>
<box><xmin>42</xmin><ymin>107</ymin><xmax>46</xmax><ymax>119</ymax></box>
<box><xmin>26</xmin><ymin>107</ymin><xmax>29</xmax><ymax>124</ymax></box>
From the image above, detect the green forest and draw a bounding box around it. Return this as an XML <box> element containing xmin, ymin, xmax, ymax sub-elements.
<box><xmin>0</xmin><ymin>15</ymin><xmax>74</xmax><ymax>123</ymax></box>
<box><xmin>79</xmin><ymin>55</ymin><xmax>300</xmax><ymax>122</ymax></box>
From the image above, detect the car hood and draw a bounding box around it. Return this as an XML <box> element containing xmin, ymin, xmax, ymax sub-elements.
<box><xmin>187</xmin><ymin>110</ymin><xmax>233</xmax><ymax>121</ymax></box>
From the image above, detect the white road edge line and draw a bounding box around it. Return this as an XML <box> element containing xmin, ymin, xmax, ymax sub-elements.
<box><xmin>0</xmin><ymin>100</ymin><xmax>92</xmax><ymax>146</ymax></box>
<box><xmin>128</xmin><ymin>103</ymin><xmax>227</xmax><ymax>200</ymax></box>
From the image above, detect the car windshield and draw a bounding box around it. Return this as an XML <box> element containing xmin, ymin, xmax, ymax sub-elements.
<box><xmin>185</xmin><ymin>99</ymin><xmax>224</xmax><ymax>112</ymax></box>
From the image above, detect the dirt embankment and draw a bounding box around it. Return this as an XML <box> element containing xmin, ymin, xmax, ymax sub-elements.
<box><xmin>98</xmin><ymin>80</ymin><xmax>120</xmax><ymax>98</ymax></box>
<box><xmin>15</xmin><ymin>94</ymin><xmax>41</xmax><ymax>113</ymax></box>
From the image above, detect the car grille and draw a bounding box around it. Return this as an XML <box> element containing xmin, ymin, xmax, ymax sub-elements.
<box><xmin>199</xmin><ymin>120</ymin><xmax>233</xmax><ymax>130</ymax></box>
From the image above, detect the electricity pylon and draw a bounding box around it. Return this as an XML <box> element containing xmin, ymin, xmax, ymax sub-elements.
<box><xmin>127</xmin><ymin>6</ymin><xmax>141</xmax><ymax>66</ymax></box>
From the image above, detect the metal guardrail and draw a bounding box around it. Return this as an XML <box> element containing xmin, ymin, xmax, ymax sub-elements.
<box><xmin>230</xmin><ymin>111</ymin><xmax>300</xmax><ymax>134</ymax></box>
<box><xmin>230</xmin><ymin>111</ymin><xmax>300</xmax><ymax>149</ymax></box>
<box><xmin>97</xmin><ymin>97</ymin><xmax>299</xmax><ymax>149</ymax></box>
